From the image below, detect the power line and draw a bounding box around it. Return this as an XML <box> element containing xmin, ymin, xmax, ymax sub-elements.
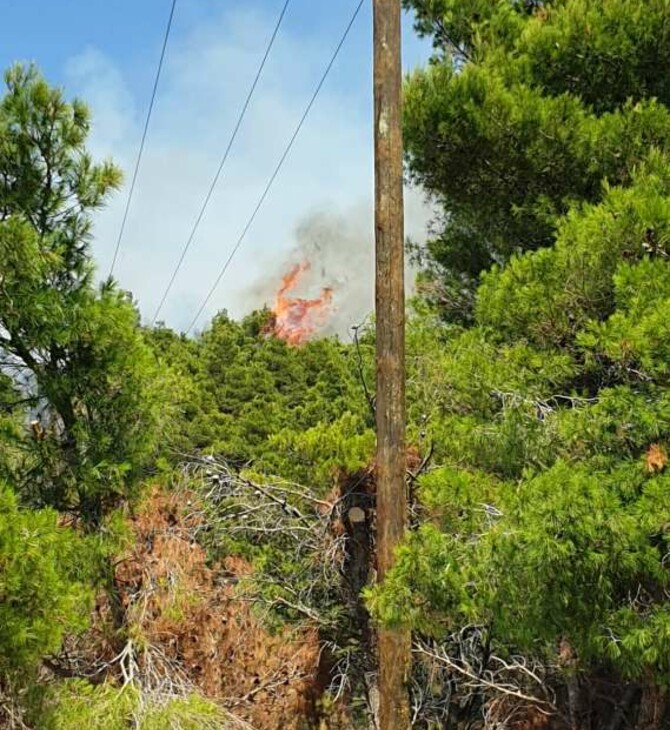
<box><xmin>151</xmin><ymin>0</ymin><xmax>292</xmax><ymax>324</ymax></box>
<box><xmin>184</xmin><ymin>0</ymin><xmax>366</xmax><ymax>335</ymax></box>
<box><xmin>109</xmin><ymin>0</ymin><xmax>177</xmax><ymax>277</ymax></box>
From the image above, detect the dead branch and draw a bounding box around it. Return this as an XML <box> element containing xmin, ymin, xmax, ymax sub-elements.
<box><xmin>413</xmin><ymin>641</ymin><xmax>557</xmax><ymax>714</ymax></box>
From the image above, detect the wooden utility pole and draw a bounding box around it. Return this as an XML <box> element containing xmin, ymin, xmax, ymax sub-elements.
<box><xmin>373</xmin><ymin>0</ymin><xmax>411</xmax><ymax>728</ymax></box>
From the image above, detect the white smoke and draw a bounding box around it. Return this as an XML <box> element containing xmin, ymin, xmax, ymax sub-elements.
<box><xmin>246</xmin><ymin>187</ymin><xmax>433</xmax><ymax>339</ymax></box>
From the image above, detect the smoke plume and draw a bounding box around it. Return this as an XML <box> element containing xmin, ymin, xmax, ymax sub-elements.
<box><xmin>247</xmin><ymin>188</ymin><xmax>432</xmax><ymax>340</ymax></box>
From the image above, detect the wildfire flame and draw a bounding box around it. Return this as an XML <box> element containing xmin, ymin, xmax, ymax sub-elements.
<box><xmin>272</xmin><ymin>262</ymin><xmax>334</xmax><ymax>346</ymax></box>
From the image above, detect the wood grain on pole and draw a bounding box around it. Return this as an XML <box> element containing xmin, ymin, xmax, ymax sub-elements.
<box><xmin>373</xmin><ymin>0</ymin><xmax>411</xmax><ymax>727</ymax></box>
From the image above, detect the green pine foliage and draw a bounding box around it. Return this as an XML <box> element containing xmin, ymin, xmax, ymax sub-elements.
<box><xmin>364</xmin><ymin>0</ymin><xmax>670</xmax><ymax>714</ymax></box>
<box><xmin>0</xmin><ymin>65</ymin><xmax>167</xmax><ymax>526</ymax></box>
<box><xmin>0</xmin><ymin>482</ymin><xmax>91</xmax><ymax>677</ymax></box>
<box><xmin>150</xmin><ymin>310</ymin><xmax>374</xmax><ymax>489</ymax></box>
<box><xmin>0</xmin><ymin>66</ymin><xmax>172</xmax><ymax>723</ymax></box>
<box><xmin>35</xmin><ymin>681</ymin><xmax>227</xmax><ymax>730</ymax></box>
<box><xmin>403</xmin><ymin>0</ymin><xmax>670</xmax><ymax>322</ymax></box>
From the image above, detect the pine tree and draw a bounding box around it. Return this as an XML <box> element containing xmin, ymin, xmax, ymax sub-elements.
<box><xmin>371</xmin><ymin>2</ymin><xmax>670</xmax><ymax>725</ymax></box>
<box><xmin>0</xmin><ymin>65</ymin><xmax>164</xmax><ymax>526</ymax></box>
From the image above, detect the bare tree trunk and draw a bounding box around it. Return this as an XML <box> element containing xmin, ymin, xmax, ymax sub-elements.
<box><xmin>636</xmin><ymin>680</ymin><xmax>667</xmax><ymax>730</ymax></box>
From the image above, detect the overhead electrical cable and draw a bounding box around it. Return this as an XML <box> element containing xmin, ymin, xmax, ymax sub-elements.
<box><xmin>151</xmin><ymin>0</ymin><xmax>292</xmax><ymax>324</ymax></box>
<box><xmin>109</xmin><ymin>0</ymin><xmax>177</xmax><ymax>277</ymax></box>
<box><xmin>184</xmin><ymin>0</ymin><xmax>366</xmax><ymax>335</ymax></box>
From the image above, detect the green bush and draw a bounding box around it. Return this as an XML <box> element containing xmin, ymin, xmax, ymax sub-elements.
<box><xmin>0</xmin><ymin>483</ymin><xmax>91</xmax><ymax>676</ymax></box>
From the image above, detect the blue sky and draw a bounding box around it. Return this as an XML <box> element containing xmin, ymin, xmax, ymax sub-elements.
<box><xmin>0</xmin><ymin>1</ymin><xmax>433</xmax><ymax>332</ymax></box>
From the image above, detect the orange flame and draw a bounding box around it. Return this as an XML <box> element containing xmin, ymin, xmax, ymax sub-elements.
<box><xmin>272</xmin><ymin>262</ymin><xmax>333</xmax><ymax>346</ymax></box>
